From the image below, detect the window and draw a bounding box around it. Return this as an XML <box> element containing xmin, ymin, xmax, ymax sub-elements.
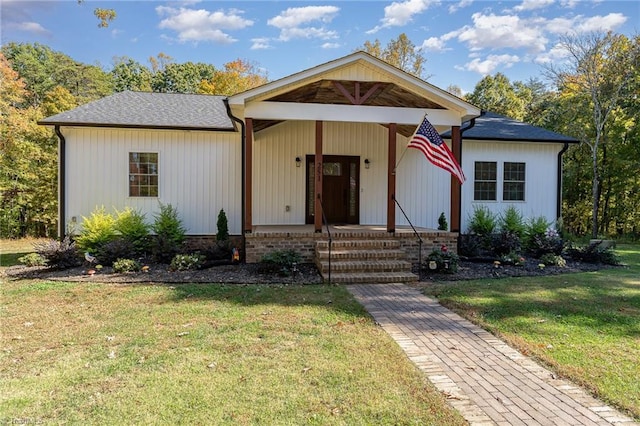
<box><xmin>129</xmin><ymin>152</ymin><xmax>158</xmax><ymax>197</ymax></box>
<box><xmin>503</xmin><ymin>162</ymin><xmax>525</xmax><ymax>201</ymax></box>
<box><xmin>474</xmin><ymin>161</ymin><xmax>497</xmax><ymax>201</ymax></box>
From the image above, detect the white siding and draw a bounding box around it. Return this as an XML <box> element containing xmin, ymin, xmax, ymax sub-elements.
<box><xmin>63</xmin><ymin>127</ymin><xmax>241</xmax><ymax>235</ymax></box>
<box><xmin>461</xmin><ymin>140</ymin><xmax>562</xmax><ymax>232</ymax></box>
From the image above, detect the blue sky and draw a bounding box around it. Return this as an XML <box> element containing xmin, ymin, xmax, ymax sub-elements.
<box><xmin>2</xmin><ymin>0</ymin><xmax>638</xmax><ymax>93</ymax></box>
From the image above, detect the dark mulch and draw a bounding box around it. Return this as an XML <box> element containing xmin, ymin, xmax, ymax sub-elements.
<box><xmin>2</xmin><ymin>257</ymin><xmax>613</xmax><ymax>285</ymax></box>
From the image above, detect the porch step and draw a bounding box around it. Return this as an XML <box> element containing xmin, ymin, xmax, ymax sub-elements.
<box><xmin>328</xmin><ymin>272</ymin><xmax>419</xmax><ymax>284</ymax></box>
<box><xmin>315</xmin><ymin>239</ymin><xmax>418</xmax><ymax>284</ymax></box>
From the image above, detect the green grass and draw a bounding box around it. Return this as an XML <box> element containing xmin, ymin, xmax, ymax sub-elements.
<box><xmin>419</xmin><ymin>244</ymin><xmax>640</xmax><ymax>419</ymax></box>
<box><xmin>0</xmin><ymin>238</ymin><xmax>46</xmax><ymax>268</ymax></box>
<box><xmin>0</xmin><ymin>278</ymin><xmax>465</xmax><ymax>425</ymax></box>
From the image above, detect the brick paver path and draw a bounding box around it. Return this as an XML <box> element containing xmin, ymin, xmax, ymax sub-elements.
<box><xmin>347</xmin><ymin>283</ymin><xmax>638</xmax><ymax>426</ymax></box>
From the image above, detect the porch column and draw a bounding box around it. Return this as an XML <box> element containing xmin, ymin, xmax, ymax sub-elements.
<box><xmin>450</xmin><ymin>125</ymin><xmax>462</xmax><ymax>233</ymax></box>
<box><xmin>314</xmin><ymin>121</ymin><xmax>323</xmax><ymax>232</ymax></box>
<box><xmin>244</xmin><ymin>118</ymin><xmax>253</xmax><ymax>233</ymax></box>
<box><xmin>387</xmin><ymin>123</ymin><xmax>397</xmax><ymax>233</ymax></box>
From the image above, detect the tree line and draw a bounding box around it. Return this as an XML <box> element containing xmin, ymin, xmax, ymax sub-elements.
<box><xmin>1</xmin><ymin>32</ymin><xmax>638</xmax><ymax>239</ymax></box>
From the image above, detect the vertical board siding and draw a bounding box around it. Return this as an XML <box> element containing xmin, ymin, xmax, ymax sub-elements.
<box><xmin>461</xmin><ymin>141</ymin><xmax>561</xmax><ymax>232</ymax></box>
<box><xmin>64</xmin><ymin>127</ymin><xmax>241</xmax><ymax>235</ymax></box>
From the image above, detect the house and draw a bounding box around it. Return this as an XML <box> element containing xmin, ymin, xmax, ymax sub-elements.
<box><xmin>39</xmin><ymin>52</ymin><xmax>577</xmax><ymax>282</ymax></box>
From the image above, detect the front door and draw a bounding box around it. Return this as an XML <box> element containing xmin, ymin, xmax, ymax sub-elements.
<box><xmin>306</xmin><ymin>155</ymin><xmax>360</xmax><ymax>225</ymax></box>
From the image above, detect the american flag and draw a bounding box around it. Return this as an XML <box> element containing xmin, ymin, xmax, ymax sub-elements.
<box><xmin>408</xmin><ymin>115</ymin><xmax>466</xmax><ymax>184</ymax></box>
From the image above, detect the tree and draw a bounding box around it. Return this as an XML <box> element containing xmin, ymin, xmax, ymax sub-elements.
<box><xmin>545</xmin><ymin>31</ymin><xmax>640</xmax><ymax>238</ymax></box>
<box><xmin>77</xmin><ymin>1</ymin><xmax>116</xmax><ymax>28</ymax></box>
<box><xmin>465</xmin><ymin>73</ymin><xmax>526</xmax><ymax>120</ymax></box>
<box><xmin>359</xmin><ymin>33</ymin><xmax>427</xmax><ymax>78</ymax></box>
<box><xmin>111</xmin><ymin>57</ymin><xmax>153</xmax><ymax>92</ymax></box>
<box><xmin>198</xmin><ymin>59</ymin><xmax>268</xmax><ymax>96</ymax></box>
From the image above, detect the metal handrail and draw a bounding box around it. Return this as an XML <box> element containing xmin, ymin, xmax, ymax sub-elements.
<box><xmin>392</xmin><ymin>195</ymin><xmax>423</xmax><ymax>280</ymax></box>
<box><xmin>318</xmin><ymin>195</ymin><xmax>332</xmax><ymax>285</ymax></box>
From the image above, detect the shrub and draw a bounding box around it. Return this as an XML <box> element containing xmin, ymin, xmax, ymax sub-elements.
<box><xmin>33</xmin><ymin>236</ymin><xmax>81</xmax><ymax>269</ymax></box>
<box><xmin>96</xmin><ymin>238</ymin><xmax>136</xmax><ymax>266</ymax></box>
<box><xmin>499</xmin><ymin>206</ymin><xmax>525</xmax><ymax>238</ymax></box>
<box><xmin>539</xmin><ymin>253</ymin><xmax>567</xmax><ymax>267</ymax></box>
<box><xmin>437</xmin><ymin>212</ymin><xmax>448</xmax><ymax>231</ymax></box>
<box><xmin>115</xmin><ymin>208</ymin><xmax>150</xmax><ymax>255</ymax></box>
<box><xmin>467</xmin><ymin>205</ymin><xmax>497</xmax><ymax>235</ymax></box>
<box><xmin>457</xmin><ymin>234</ymin><xmax>483</xmax><ymax>258</ymax></box>
<box><xmin>529</xmin><ymin>228</ymin><xmax>564</xmax><ymax>258</ymax></box>
<box><xmin>152</xmin><ymin>203</ymin><xmax>186</xmax><ymax>263</ymax></box>
<box><xmin>112</xmin><ymin>258</ymin><xmax>141</xmax><ymax>273</ymax></box>
<box><xmin>425</xmin><ymin>245</ymin><xmax>459</xmax><ymax>273</ymax></box>
<box><xmin>566</xmin><ymin>242</ymin><xmax>620</xmax><ymax>265</ymax></box>
<box><xmin>216</xmin><ymin>209</ymin><xmax>229</xmax><ymax>242</ymax></box>
<box><xmin>260</xmin><ymin>249</ymin><xmax>301</xmax><ymax>276</ymax></box>
<box><xmin>491</xmin><ymin>231</ymin><xmax>522</xmax><ymax>256</ymax></box>
<box><xmin>500</xmin><ymin>251</ymin><xmax>526</xmax><ymax>266</ymax></box>
<box><xmin>75</xmin><ymin>207</ymin><xmax>117</xmax><ymax>253</ymax></box>
<box><xmin>524</xmin><ymin>216</ymin><xmax>551</xmax><ymax>251</ymax></box>
<box><xmin>170</xmin><ymin>253</ymin><xmax>206</xmax><ymax>271</ymax></box>
<box><xmin>18</xmin><ymin>253</ymin><xmax>47</xmax><ymax>267</ymax></box>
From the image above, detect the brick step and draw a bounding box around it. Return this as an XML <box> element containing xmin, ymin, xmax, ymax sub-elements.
<box><xmin>326</xmin><ymin>272</ymin><xmax>419</xmax><ymax>284</ymax></box>
<box><xmin>316</xmin><ymin>260</ymin><xmax>412</xmax><ymax>274</ymax></box>
<box><xmin>316</xmin><ymin>239</ymin><xmax>401</xmax><ymax>250</ymax></box>
<box><xmin>316</xmin><ymin>248</ymin><xmax>406</xmax><ymax>260</ymax></box>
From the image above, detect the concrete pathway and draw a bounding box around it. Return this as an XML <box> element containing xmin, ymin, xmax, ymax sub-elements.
<box><xmin>347</xmin><ymin>283</ymin><xmax>638</xmax><ymax>426</ymax></box>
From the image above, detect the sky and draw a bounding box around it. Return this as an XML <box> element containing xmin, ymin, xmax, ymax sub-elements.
<box><xmin>2</xmin><ymin>0</ymin><xmax>638</xmax><ymax>93</ymax></box>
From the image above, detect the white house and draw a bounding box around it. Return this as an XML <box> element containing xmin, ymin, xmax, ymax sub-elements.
<box><xmin>39</xmin><ymin>52</ymin><xmax>577</xmax><ymax>282</ymax></box>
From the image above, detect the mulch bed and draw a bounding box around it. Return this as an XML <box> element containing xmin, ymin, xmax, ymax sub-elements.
<box><xmin>2</xmin><ymin>257</ymin><xmax>613</xmax><ymax>285</ymax></box>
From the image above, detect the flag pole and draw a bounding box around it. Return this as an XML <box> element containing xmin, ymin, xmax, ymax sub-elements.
<box><xmin>394</xmin><ymin>113</ymin><xmax>428</xmax><ymax>171</ymax></box>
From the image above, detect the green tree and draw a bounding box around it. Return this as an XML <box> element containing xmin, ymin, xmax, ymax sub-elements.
<box><xmin>111</xmin><ymin>57</ymin><xmax>153</xmax><ymax>92</ymax></box>
<box><xmin>545</xmin><ymin>31</ymin><xmax>640</xmax><ymax>238</ymax></box>
<box><xmin>359</xmin><ymin>33</ymin><xmax>427</xmax><ymax>78</ymax></box>
<box><xmin>197</xmin><ymin>59</ymin><xmax>268</xmax><ymax>96</ymax></box>
<box><xmin>465</xmin><ymin>73</ymin><xmax>526</xmax><ymax>120</ymax></box>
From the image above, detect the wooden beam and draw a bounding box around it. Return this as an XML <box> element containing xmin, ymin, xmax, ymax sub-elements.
<box><xmin>387</xmin><ymin>123</ymin><xmax>397</xmax><ymax>233</ymax></box>
<box><xmin>332</xmin><ymin>81</ymin><xmax>381</xmax><ymax>105</ymax></box>
<box><xmin>244</xmin><ymin>102</ymin><xmax>461</xmax><ymax>126</ymax></box>
<box><xmin>245</xmin><ymin>118</ymin><xmax>253</xmax><ymax>233</ymax></box>
<box><xmin>314</xmin><ymin>121</ymin><xmax>323</xmax><ymax>233</ymax></box>
<box><xmin>450</xmin><ymin>125</ymin><xmax>462</xmax><ymax>233</ymax></box>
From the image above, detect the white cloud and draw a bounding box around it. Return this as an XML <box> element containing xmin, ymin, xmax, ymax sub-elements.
<box><xmin>449</xmin><ymin>0</ymin><xmax>473</xmax><ymax>14</ymax></box>
<box><xmin>559</xmin><ymin>0</ymin><xmax>579</xmax><ymax>8</ymax></box>
<box><xmin>545</xmin><ymin>13</ymin><xmax>627</xmax><ymax>34</ymax></box>
<box><xmin>420</xmin><ymin>36</ymin><xmax>449</xmax><ymax>52</ymax></box>
<box><xmin>534</xmin><ymin>42</ymin><xmax>570</xmax><ymax>63</ymax></box>
<box><xmin>367</xmin><ymin>0</ymin><xmax>436</xmax><ymax>34</ymax></box>
<box><xmin>250</xmin><ymin>38</ymin><xmax>273</xmax><ymax>50</ymax></box>
<box><xmin>156</xmin><ymin>6</ymin><xmax>253</xmax><ymax>43</ymax></box>
<box><xmin>322</xmin><ymin>42</ymin><xmax>341</xmax><ymax>49</ymax></box>
<box><xmin>456</xmin><ymin>54</ymin><xmax>521</xmax><ymax>75</ymax></box>
<box><xmin>9</xmin><ymin>21</ymin><xmax>51</xmax><ymax>36</ymax></box>
<box><xmin>513</xmin><ymin>0</ymin><xmax>554</xmax><ymax>12</ymax></box>
<box><xmin>268</xmin><ymin>6</ymin><xmax>340</xmax><ymax>41</ymax></box>
<box><xmin>456</xmin><ymin>12</ymin><xmax>548</xmax><ymax>53</ymax></box>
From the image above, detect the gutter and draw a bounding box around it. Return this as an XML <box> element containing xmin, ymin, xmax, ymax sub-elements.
<box><xmin>54</xmin><ymin>126</ymin><xmax>66</xmax><ymax>240</ymax></box>
<box><xmin>223</xmin><ymin>99</ymin><xmax>247</xmax><ymax>260</ymax></box>
<box><xmin>556</xmin><ymin>142</ymin><xmax>570</xmax><ymax>221</ymax></box>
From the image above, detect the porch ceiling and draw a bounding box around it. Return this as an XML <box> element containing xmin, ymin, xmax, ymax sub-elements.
<box><xmin>253</xmin><ymin>79</ymin><xmax>445</xmax><ymax>137</ymax></box>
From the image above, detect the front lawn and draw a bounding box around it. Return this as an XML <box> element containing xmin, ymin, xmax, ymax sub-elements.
<box><xmin>0</xmin><ymin>278</ymin><xmax>465</xmax><ymax>425</ymax></box>
<box><xmin>419</xmin><ymin>244</ymin><xmax>640</xmax><ymax>419</ymax></box>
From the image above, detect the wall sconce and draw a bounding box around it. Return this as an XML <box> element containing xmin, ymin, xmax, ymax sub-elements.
<box><xmin>295</xmin><ymin>157</ymin><xmax>301</xmax><ymax>167</ymax></box>
<box><xmin>364</xmin><ymin>158</ymin><xmax>370</xmax><ymax>169</ymax></box>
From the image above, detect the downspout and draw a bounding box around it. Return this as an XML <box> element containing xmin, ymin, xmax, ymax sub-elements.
<box><xmin>556</xmin><ymin>142</ymin><xmax>570</xmax><ymax>221</ymax></box>
<box><xmin>223</xmin><ymin>98</ymin><xmax>246</xmax><ymax>260</ymax></box>
<box><xmin>55</xmin><ymin>126</ymin><xmax>66</xmax><ymax>240</ymax></box>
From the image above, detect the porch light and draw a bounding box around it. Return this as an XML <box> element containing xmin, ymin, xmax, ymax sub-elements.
<box><xmin>364</xmin><ymin>158</ymin><xmax>370</xmax><ymax>169</ymax></box>
<box><xmin>295</xmin><ymin>157</ymin><xmax>301</xmax><ymax>167</ymax></box>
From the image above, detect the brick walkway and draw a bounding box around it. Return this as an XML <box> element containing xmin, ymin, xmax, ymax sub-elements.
<box><xmin>347</xmin><ymin>283</ymin><xmax>638</xmax><ymax>426</ymax></box>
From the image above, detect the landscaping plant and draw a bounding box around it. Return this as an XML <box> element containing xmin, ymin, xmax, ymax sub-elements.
<box><xmin>75</xmin><ymin>206</ymin><xmax>117</xmax><ymax>254</ymax></box>
<box><xmin>33</xmin><ymin>236</ymin><xmax>80</xmax><ymax>269</ymax></box>
<box><xmin>152</xmin><ymin>203</ymin><xmax>186</xmax><ymax>263</ymax></box>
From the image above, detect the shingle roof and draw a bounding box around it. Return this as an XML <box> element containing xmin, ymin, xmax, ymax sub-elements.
<box><xmin>39</xmin><ymin>91</ymin><xmax>235</xmax><ymax>131</ymax></box>
<box><xmin>442</xmin><ymin>111</ymin><xmax>579</xmax><ymax>143</ymax></box>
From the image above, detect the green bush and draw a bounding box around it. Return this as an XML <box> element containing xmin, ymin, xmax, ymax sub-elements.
<box><xmin>115</xmin><ymin>207</ymin><xmax>150</xmax><ymax>255</ymax></box>
<box><xmin>18</xmin><ymin>252</ymin><xmax>47</xmax><ymax>267</ymax></box>
<box><xmin>112</xmin><ymin>258</ymin><xmax>141</xmax><ymax>273</ymax></box>
<box><xmin>524</xmin><ymin>216</ymin><xmax>551</xmax><ymax>251</ymax></box>
<box><xmin>260</xmin><ymin>249</ymin><xmax>301</xmax><ymax>276</ymax></box>
<box><xmin>75</xmin><ymin>206</ymin><xmax>117</xmax><ymax>253</ymax></box>
<box><xmin>425</xmin><ymin>245</ymin><xmax>459</xmax><ymax>273</ymax></box>
<box><xmin>539</xmin><ymin>253</ymin><xmax>567</xmax><ymax>267</ymax></box>
<box><xmin>437</xmin><ymin>212</ymin><xmax>448</xmax><ymax>231</ymax></box>
<box><xmin>216</xmin><ymin>209</ymin><xmax>229</xmax><ymax>242</ymax></box>
<box><xmin>467</xmin><ymin>205</ymin><xmax>497</xmax><ymax>235</ymax></box>
<box><xmin>152</xmin><ymin>203</ymin><xmax>186</xmax><ymax>263</ymax></box>
<box><xmin>170</xmin><ymin>253</ymin><xmax>206</xmax><ymax>271</ymax></box>
<box><xmin>96</xmin><ymin>238</ymin><xmax>136</xmax><ymax>266</ymax></box>
<box><xmin>566</xmin><ymin>242</ymin><xmax>620</xmax><ymax>265</ymax></box>
<box><xmin>500</xmin><ymin>251</ymin><xmax>526</xmax><ymax>266</ymax></box>
<box><xmin>499</xmin><ymin>206</ymin><xmax>525</xmax><ymax>238</ymax></box>
<box><xmin>33</xmin><ymin>236</ymin><xmax>81</xmax><ymax>269</ymax></box>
